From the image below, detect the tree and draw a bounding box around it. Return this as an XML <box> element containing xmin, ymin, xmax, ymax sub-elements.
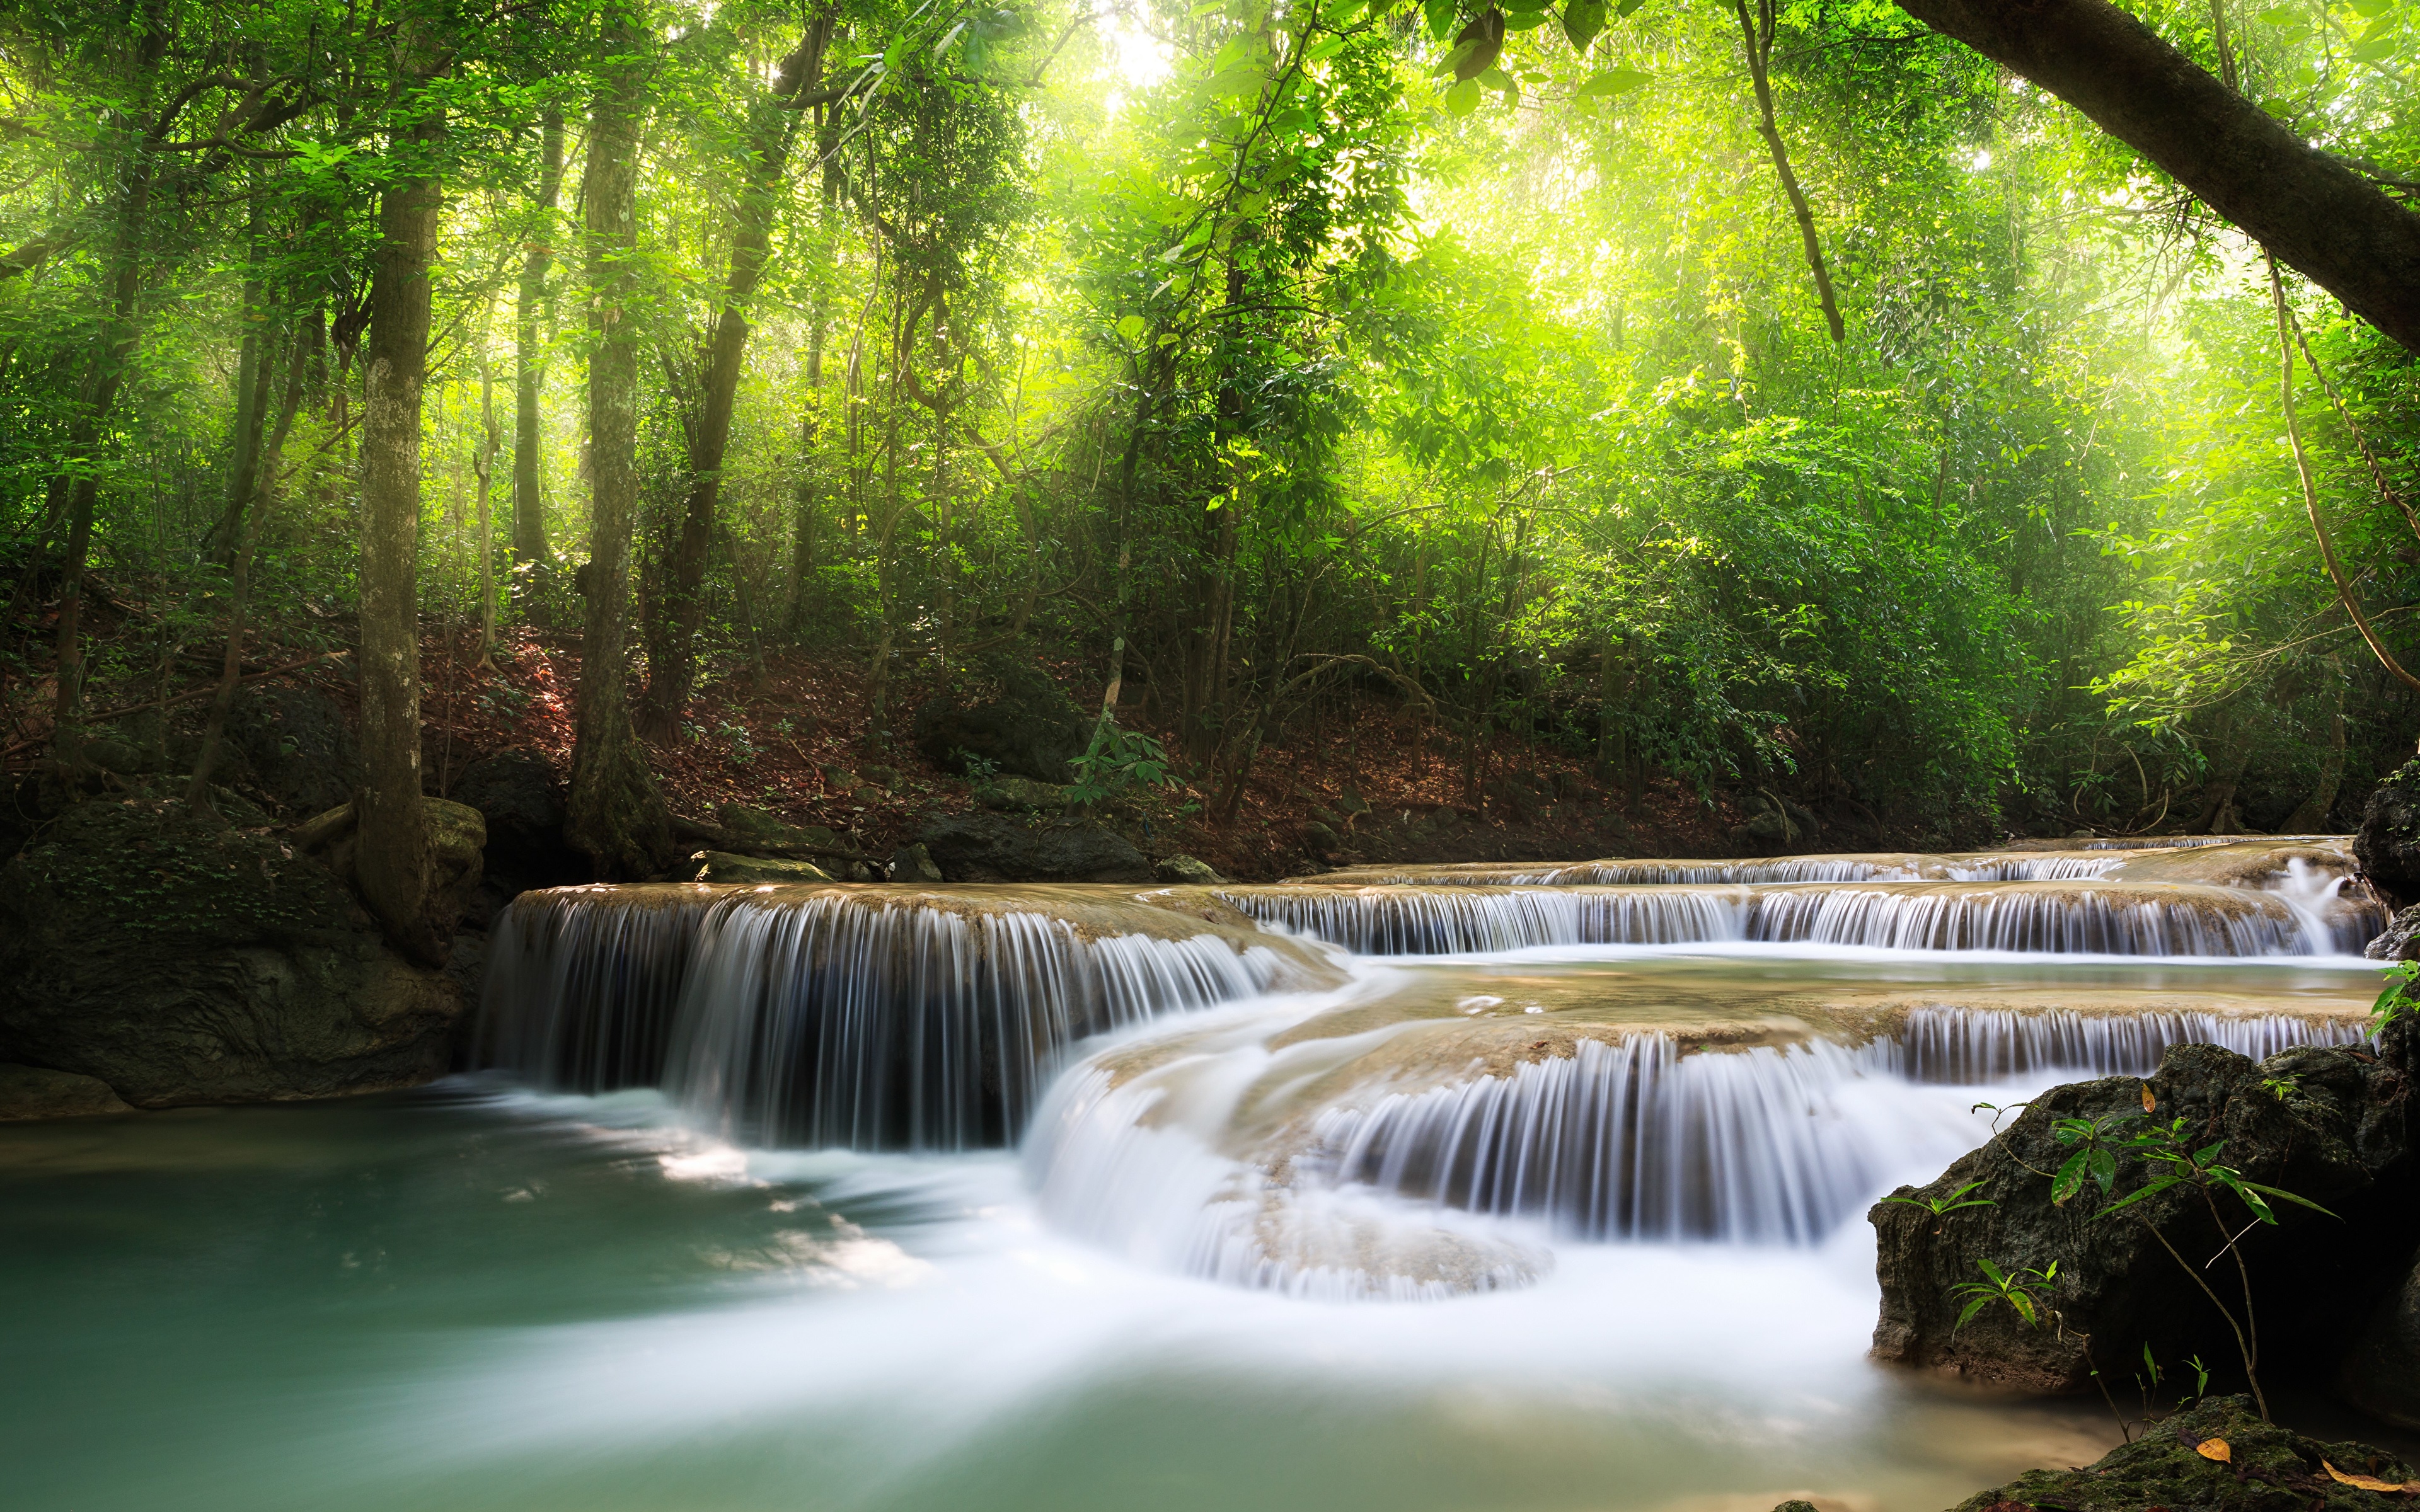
<box><xmin>565</xmin><ymin>5</ymin><xmax>675</xmax><ymax>878</ymax></box>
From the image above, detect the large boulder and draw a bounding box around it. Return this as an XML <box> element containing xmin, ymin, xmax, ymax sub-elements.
<box><xmin>2356</xmin><ymin>760</ymin><xmax>2420</xmax><ymax>909</ymax></box>
<box><xmin>0</xmin><ymin>796</ymin><xmax>464</xmax><ymax>1108</ymax></box>
<box><xmin>912</xmin><ymin>666</ymin><xmax>1090</xmax><ymax>782</ymax></box>
<box><xmin>916</xmin><ymin>813</ymin><xmax>1152</xmax><ymax>883</ymax></box>
<box><xmin>0</xmin><ymin>1063</ymin><xmax>133</xmax><ymax>1121</ymax></box>
<box><xmin>451</xmin><ymin>748</ymin><xmax>581</xmax><ymax>886</ymax></box>
<box><xmin>222</xmin><ymin>684</ymin><xmax>361</xmax><ymax>816</ymax></box>
<box><xmin>2343</xmin><ymin>1244</ymin><xmax>2420</xmax><ymax>1428</ymax></box>
<box><xmin>1948</xmin><ymin>1393</ymin><xmax>2417</xmax><ymax>1512</ymax></box>
<box><xmin>2368</xmin><ymin>902</ymin><xmax>2420</xmax><ymax>962</ymax></box>
<box><xmin>1869</xmin><ymin>1037</ymin><xmax>2419</xmax><ymax>1392</ymax></box>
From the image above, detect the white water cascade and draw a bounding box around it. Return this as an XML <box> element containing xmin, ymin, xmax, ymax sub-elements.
<box><xmin>1217</xmin><ymin>874</ymin><xmax>2382</xmax><ymax>956</ymax></box>
<box><xmin>478</xmin><ymin>885</ymin><xmax>1328</xmax><ymax>1149</ymax></box>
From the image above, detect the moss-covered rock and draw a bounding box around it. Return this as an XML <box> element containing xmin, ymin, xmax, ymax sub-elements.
<box><xmin>0</xmin><ymin>1063</ymin><xmax>132</xmax><ymax>1121</ymax></box>
<box><xmin>0</xmin><ymin>796</ymin><xmax>463</xmax><ymax>1108</ymax></box>
<box><xmin>1870</xmin><ymin>1036</ymin><xmax>2420</xmax><ymax>1392</ymax></box>
<box><xmin>1952</xmin><ymin>1394</ymin><xmax>2417</xmax><ymax>1512</ymax></box>
<box><xmin>718</xmin><ymin>803</ymin><xmax>837</xmax><ymax>851</ymax></box>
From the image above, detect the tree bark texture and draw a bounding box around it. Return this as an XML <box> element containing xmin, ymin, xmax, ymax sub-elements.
<box><xmin>565</xmin><ymin>19</ymin><xmax>675</xmax><ymax>879</ymax></box>
<box><xmin>512</xmin><ymin>106</ymin><xmax>564</xmax><ymax>568</ymax></box>
<box><xmin>636</xmin><ymin>17</ymin><xmax>831</xmax><ymax>738</ymax></box>
<box><xmin>1895</xmin><ymin>0</ymin><xmax>2420</xmax><ymax>353</ymax></box>
<box><xmin>355</xmin><ymin>81</ymin><xmax>444</xmax><ymax>963</ymax></box>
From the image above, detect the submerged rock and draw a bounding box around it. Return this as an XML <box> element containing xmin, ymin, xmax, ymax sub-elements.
<box><xmin>0</xmin><ymin>796</ymin><xmax>464</xmax><ymax>1108</ymax></box>
<box><xmin>1869</xmin><ymin>1036</ymin><xmax>2419</xmax><ymax>1392</ymax></box>
<box><xmin>1949</xmin><ymin>1394</ymin><xmax>2416</xmax><ymax>1512</ymax></box>
<box><xmin>0</xmin><ymin>1063</ymin><xmax>133</xmax><ymax>1121</ymax></box>
<box><xmin>917</xmin><ymin>813</ymin><xmax>1151</xmax><ymax>883</ymax></box>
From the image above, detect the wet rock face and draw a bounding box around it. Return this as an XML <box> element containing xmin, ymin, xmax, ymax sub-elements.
<box><xmin>0</xmin><ymin>1063</ymin><xmax>132</xmax><ymax>1121</ymax></box>
<box><xmin>2342</xmin><ymin>1244</ymin><xmax>2420</xmax><ymax>1428</ymax></box>
<box><xmin>1870</xmin><ymin>1037</ymin><xmax>2418</xmax><ymax>1392</ymax></box>
<box><xmin>916</xmin><ymin>813</ymin><xmax>1151</xmax><ymax>883</ymax></box>
<box><xmin>0</xmin><ymin>797</ymin><xmax>463</xmax><ymax>1109</ymax></box>
<box><xmin>1950</xmin><ymin>1393</ymin><xmax>2416</xmax><ymax>1512</ymax></box>
<box><xmin>2355</xmin><ymin>762</ymin><xmax>2420</xmax><ymax>908</ymax></box>
<box><xmin>912</xmin><ymin>668</ymin><xmax>1090</xmax><ymax>782</ymax></box>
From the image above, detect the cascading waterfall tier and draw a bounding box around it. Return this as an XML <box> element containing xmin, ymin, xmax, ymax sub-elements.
<box><xmin>1315</xmin><ymin>1009</ymin><xmax>2366</xmax><ymax>1244</ymax></box>
<box><xmin>1214</xmin><ymin>874</ymin><xmax>2381</xmax><ymax>956</ymax></box>
<box><xmin>478</xmin><ymin>884</ymin><xmax>1340</xmax><ymax>1150</ymax></box>
<box><xmin>1308</xmin><ymin>838</ymin><xmax>2355</xmax><ymax>889</ymax></box>
<box><xmin>1026</xmin><ymin>994</ymin><xmax>2371</xmax><ymax>1298</ymax></box>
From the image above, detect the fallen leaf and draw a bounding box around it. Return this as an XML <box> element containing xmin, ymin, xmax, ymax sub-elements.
<box><xmin>2195</xmin><ymin>1438</ymin><xmax>2233</xmax><ymax>1463</ymax></box>
<box><xmin>2142</xmin><ymin>1082</ymin><xmax>2157</xmax><ymax>1113</ymax></box>
<box><xmin>2323</xmin><ymin>1460</ymin><xmax>2420</xmax><ymax>1493</ymax></box>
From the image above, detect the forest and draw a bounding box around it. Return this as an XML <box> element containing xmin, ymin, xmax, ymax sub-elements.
<box><xmin>4</xmin><ymin>0</ymin><xmax>2419</xmax><ymax>911</ymax></box>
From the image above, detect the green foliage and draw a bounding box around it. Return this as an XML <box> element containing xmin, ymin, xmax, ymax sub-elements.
<box><xmin>1066</xmin><ymin>721</ymin><xmax>1182</xmax><ymax>806</ymax></box>
<box><xmin>1953</xmin><ymin>1257</ymin><xmax>2058</xmax><ymax>1331</ymax></box>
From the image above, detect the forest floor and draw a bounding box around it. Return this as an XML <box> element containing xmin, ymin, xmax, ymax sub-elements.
<box><xmin>413</xmin><ymin>627</ymin><xmax>1806</xmax><ymax>881</ymax></box>
<box><xmin>4</xmin><ymin>590</ymin><xmax>1935</xmax><ymax>879</ymax></box>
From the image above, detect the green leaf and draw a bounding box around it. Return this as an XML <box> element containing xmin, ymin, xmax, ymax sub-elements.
<box><xmin>1430</xmin><ymin>37</ymin><xmax>1483</xmax><ymax>75</ymax></box>
<box><xmin>1425</xmin><ymin>0</ymin><xmax>1457</xmax><ymax>41</ymax></box>
<box><xmin>1115</xmin><ymin>314</ymin><xmax>1149</xmax><ymax>343</ymax></box>
<box><xmin>1303</xmin><ymin>34</ymin><xmax>1347</xmax><ymax>63</ymax></box>
<box><xmin>2097</xmin><ymin>1176</ymin><xmax>2182</xmax><ymax>1218</ymax></box>
<box><xmin>1956</xmin><ymin>1295</ymin><xmax>1992</xmax><ymax>1329</ymax></box>
<box><xmin>1616</xmin><ymin>0</ymin><xmax>1646</xmax><ymax>13</ymax></box>
<box><xmin>1573</xmin><ymin>66</ymin><xmax>1651</xmax><ymax>98</ymax></box>
<box><xmin>1444</xmin><ymin>76</ymin><xmax>1482</xmax><ymax>114</ymax></box>
<box><xmin>2239</xmin><ymin>1181</ymin><xmax>2338</xmax><ymax>1219</ymax></box>
<box><xmin>1562</xmin><ymin>0</ymin><xmax>1606</xmax><ymax>50</ymax></box>
<box><xmin>2053</xmin><ymin>1149</ymin><xmax>2089</xmax><ymax>1205</ymax></box>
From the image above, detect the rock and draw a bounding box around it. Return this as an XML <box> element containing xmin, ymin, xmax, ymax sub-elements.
<box><xmin>451</xmin><ymin>748</ymin><xmax>580</xmax><ymax>886</ymax></box>
<box><xmin>718</xmin><ymin>803</ymin><xmax>836</xmax><ymax>852</ymax></box>
<box><xmin>2356</xmin><ymin>761</ymin><xmax>2420</xmax><ymax>908</ymax></box>
<box><xmin>222</xmin><ymin>684</ymin><xmax>360</xmax><ymax>816</ymax></box>
<box><xmin>0</xmin><ymin>796</ymin><xmax>465</xmax><ymax>1107</ymax></box>
<box><xmin>1952</xmin><ymin>1393</ymin><xmax>2414</xmax><ymax>1512</ymax></box>
<box><xmin>2368</xmin><ymin>902</ymin><xmax>2420</xmax><ymax>961</ymax></box>
<box><xmin>889</xmin><ymin>843</ymin><xmax>944</xmax><ymax>883</ymax></box>
<box><xmin>916</xmin><ymin>813</ymin><xmax>1151</xmax><ymax>883</ymax></box>
<box><xmin>975</xmin><ymin>776</ymin><xmax>1071</xmax><ymax>812</ymax></box>
<box><xmin>912</xmin><ymin>666</ymin><xmax>1090</xmax><ymax>782</ymax></box>
<box><xmin>0</xmin><ymin>1063</ymin><xmax>133</xmax><ymax>1121</ymax></box>
<box><xmin>861</xmin><ymin>764</ymin><xmax>899</xmax><ymax>789</ymax></box>
<box><xmin>689</xmin><ymin>850</ymin><xmax>833</xmax><ymax>884</ymax></box>
<box><xmin>294</xmin><ymin>797</ymin><xmax>486</xmax><ymax>926</ymax></box>
<box><xmin>1870</xmin><ymin>1038</ymin><xmax>2420</xmax><ymax>1393</ymax></box>
<box><xmin>1155</xmin><ymin>853</ymin><xmax>1228</xmax><ymax>885</ymax></box>
<box><xmin>1301</xmin><ymin>820</ymin><xmax>1341</xmax><ymax>854</ymax></box>
<box><xmin>2343</xmin><ymin>1244</ymin><xmax>2420</xmax><ymax>1428</ymax></box>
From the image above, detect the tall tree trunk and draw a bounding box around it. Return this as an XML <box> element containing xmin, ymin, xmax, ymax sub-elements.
<box><xmin>565</xmin><ymin>15</ymin><xmax>674</xmax><ymax>878</ymax></box>
<box><xmin>1895</xmin><ymin>0</ymin><xmax>2420</xmax><ymax>353</ymax></box>
<box><xmin>214</xmin><ymin>186</ymin><xmax>274</xmax><ymax>563</ymax></box>
<box><xmin>511</xmin><ymin>106</ymin><xmax>565</xmax><ymax>570</ymax></box>
<box><xmin>474</xmin><ymin>358</ymin><xmax>500</xmax><ymax>663</ymax></box>
<box><xmin>637</xmin><ymin>15</ymin><xmax>831</xmax><ymax>738</ymax></box>
<box><xmin>190</xmin><ymin>318</ymin><xmax>308</xmax><ymax>808</ymax></box>
<box><xmin>355</xmin><ymin>59</ymin><xmax>444</xmax><ymax>963</ymax></box>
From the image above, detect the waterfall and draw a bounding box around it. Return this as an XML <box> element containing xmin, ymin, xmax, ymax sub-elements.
<box><xmin>1219</xmin><ymin>878</ymin><xmax>2375</xmax><ymax>956</ymax></box>
<box><xmin>478</xmin><ymin>885</ymin><xmax>1328</xmax><ymax>1151</ymax></box>
<box><xmin>1301</xmin><ymin>1009</ymin><xmax>2363</xmax><ymax>1246</ymax></box>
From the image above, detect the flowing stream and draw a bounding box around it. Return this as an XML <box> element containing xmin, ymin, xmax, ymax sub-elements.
<box><xmin>0</xmin><ymin>839</ymin><xmax>2395</xmax><ymax>1511</ymax></box>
